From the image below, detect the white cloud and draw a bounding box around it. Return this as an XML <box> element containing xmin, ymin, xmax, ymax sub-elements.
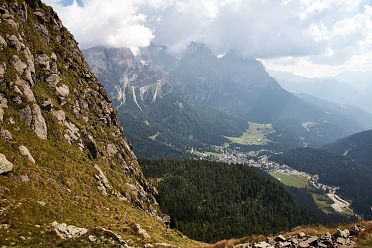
<box><xmin>44</xmin><ymin>0</ymin><xmax>154</xmax><ymax>50</ymax></box>
<box><xmin>42</xmin><ymin>0</ymin><xmax>372</xmax><ymax>77</ymax></box>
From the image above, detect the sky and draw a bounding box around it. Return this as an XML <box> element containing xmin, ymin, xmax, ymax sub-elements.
<box><xmin>43</xmin><ymin>0</ymin><xmax>372</xmax><ymax>78</ymax></box>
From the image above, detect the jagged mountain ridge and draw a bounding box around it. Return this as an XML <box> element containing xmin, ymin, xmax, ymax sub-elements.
<box><xmin>84</xmin><ymin>43</ymin><xmax>371</xmax><ymax>158</ymax></box>
<box><xmin>84</xmin><ymin>46</ymin><xmax>248</xmax><ymax>158</ymax></box>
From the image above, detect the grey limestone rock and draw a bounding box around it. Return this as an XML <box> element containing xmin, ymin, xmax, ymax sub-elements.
<box><xmin>0</xmin><ymin>153</ymin><xmax>13</xmax><ymax>174</ymax></box>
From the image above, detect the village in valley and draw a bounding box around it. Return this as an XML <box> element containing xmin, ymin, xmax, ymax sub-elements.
<box><xmin>192</xmin><ymin>145</ymin><xmax>354</xmax><ymax>216</ymax></box>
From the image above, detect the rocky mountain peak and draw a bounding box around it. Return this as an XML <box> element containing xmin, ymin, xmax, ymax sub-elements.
<box><xmin>182</xmin><ymin>41</ymin><xmax>215</xmax><ymax>60</ymax></box>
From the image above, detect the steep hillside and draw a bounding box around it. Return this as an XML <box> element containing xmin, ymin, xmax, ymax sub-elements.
<box><xmin>323</xmin><ymin>130</ymin><xmax>372</xmax><ymax>165</ymax></box>
<box><xmin>0</xmin><ymin>1</ymin><xmax>199</xmax><ymax>247</ymax></box>
<box><xmin>271</xmin><ymin>148</ymin><xmax>372</xmax><ymax>219</ymax></box>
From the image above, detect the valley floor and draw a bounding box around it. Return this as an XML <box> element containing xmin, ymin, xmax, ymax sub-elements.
<box><xmin>192</xmin><ymin>147</ymin><xmax>355</xmax><ymax>217</ymax></box>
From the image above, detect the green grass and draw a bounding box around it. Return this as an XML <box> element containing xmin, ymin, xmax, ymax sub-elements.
<box><xmin>224</xmin><ymin>122</ymin><xmax>274</xmax><ymax>146</ymax></box>
<box><xmin>0</xmin><ymin>3</ymin><xmax>204</xmax><ymax>246</ymax></box>
<box><xmin>190</xmin><ymin>149</ymin><xmax>223</xmax><ymax>159</ymax></box>
<box><xmin>269</xmin><ymin>172</ymin><xmax>309</xmax><ymax>188</ymax></box>
<box><xmin>312</xmin><ymin>193</ymin><xmax>334</xmax><ymax>214</ymax></box>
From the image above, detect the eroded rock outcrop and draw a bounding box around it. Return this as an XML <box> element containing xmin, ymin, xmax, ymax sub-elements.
<box><xmin>51</xmin><ymin>221</ymin><xmax>88</xmax><ymax>239</ymax></box>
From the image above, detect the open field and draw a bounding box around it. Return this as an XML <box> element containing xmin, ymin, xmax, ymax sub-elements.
<box><xmin>312</xmin><ymin>193</ymin><xmax>334</xmax><ymax>214</ymax></box>
<box><xmin>190</xmin><ymin>149</ymin><xmax>224</xmax><ymax>159</ymax></box>
<box><xmin>269</xmin><ymin>172</ymin><xmax>309</xmax><ymax>188</ymax></box>
<box><xmin>224</xmin><ymin>122</ymin><xmax>274</xmax><ymax>146</ymax></box>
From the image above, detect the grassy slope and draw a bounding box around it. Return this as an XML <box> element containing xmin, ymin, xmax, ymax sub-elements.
<box><xmin>0</xmin><ymin>0</ymin><xmax>201</xmax><ymax>246</ymax></box>
<box><xmin>224</xmin><ymin>122</ymin><xmax>274</xmax><ymax>146</ymax></box>
<box><xmin>269</xmin><ymin>172</ymin><xmax>309</xmax><ymax>188</ymax></box>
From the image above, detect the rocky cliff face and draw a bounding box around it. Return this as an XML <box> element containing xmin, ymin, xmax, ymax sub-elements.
<box><xmin>0</xmin><ymin>1</ymin><xmax>190</xmax><ymax>247</ymax></box>
<box><xmin>83</xmin><ymin>46</ymin><xmax>171</xmax><ymax>112</ymax></box>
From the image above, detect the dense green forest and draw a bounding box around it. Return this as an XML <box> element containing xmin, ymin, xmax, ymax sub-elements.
<box><xmin>271</xmin><ymin>148</ymin><xmax>372</xmax><ymax>219</ymax></box>
<box><xmin>140</xmin><ymin>159</ymin><xmax>316</xmax><ymax>242</ymax></box>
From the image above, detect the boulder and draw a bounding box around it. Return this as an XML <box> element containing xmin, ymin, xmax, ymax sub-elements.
<box><xmin>6</xmin><ymin>18</ymin><xmax>19</xmax><ymax>30</ymax></box>
<box><xmin>51</xmin><ymin>109</ymin><xmax>66</xmax><ymax>122</ymax></box>
<box><xmin>82</xmin><ymin>132</ymin><xmax>98</xmax><ymax>158</ymax></box>
<box><xmin>23</xmin><ymin>47</ymin><xmax>35</xmax><ymax>75</ymax></box>
<box><xmin>19</xmin><ymin>105</ymin><xmax>32</xmax><ymax>126</ymax></box>
<box><xmin>88</xmin><ymin>235</ymin><xmax>97</xmax><ymax>242</ymax></box>
<box><xmin>306</xmin><ymin>236</ymin><xmax>318</xmax><ymax>245</ymax></box>
<box><xmin>8</xmin><ymin>35</ymin><xmax>22</xmax><ymax>51</ymax></box>
<box><xmin>106</xmin><ymin>143</ymin><xmax>118</xmax><ymax>156</ymax></box>
<box><xmin>15</xmin><ymin>76</ymin><xmax>35</xmax><ymax>102</ymax></box>
<box><xmin>94</xmin><ymin>227</ymin><xmax>126</xmax><ymax>245</ymax></box>
<box><xmin>51</xmin><ymin>221</ymin><xmax>88</xmax><ymax>239</ymax></box>
<box><xmin>297</xmin><ymin>232</ymin><xmax>307</xmax><ymax>238</ymax></box>
<box><xmin>350</xmin><ymin>224</ymin><xmax>364</xmax><ymax>236</ymax></box>
<box><xmin>0</xmin><ymin>153</ymin><xmax>13</xmax><ymax>174</ymax></box>
<box><xmin>56</xmin><ymin>84</ymin><xmax>69</xmax><ymax>98</ymax></box>
<box><xmin>253</xmin><ymin>241</ymin><xmax>271</xmax><ymax>248</ymax></box>
<box><xmin>41</xmin><ymin>99</ymin><xmax>53</xmax><ymax>111</ymax></box>
<box><xmin>134</xmin><ymin>223</ymin><xmax>151</xmax><ymax>240</ymax></box>
<box><xmin>278</xmin><ymin>241</ymin><xmax>291</xmax><ymax>247</ymax></box>
<box><xmin>11</xmin><ymin>55</ymin><xmax>27</xmax><ymax>75</ymax></box>
<box><xmin>46</xmin><ymin>74</ymin><xmax>61</xmax><ymax>87</ymax></box>
<box><xmin>19</xmin><ymin>145</ymin><xmax>35</xmax><ymax>163</ymax></box>
<box><xmin>0</xmin><ymin>93</ymin><xmax>8</xmax><ymax>108</ymax></box>
<box><xmin>0</xmin><ymin>35</ymin><xmax>7</xmax><ymax>50</ymax></box>
<box><xmin>298</xmin><ymin>241</ymin><xmax>310</xmax><ymax>248</ymax></box>
<box><xmin>0</xmin><ymin>129</ymin><xmax>12</xmax><ymax>140</ymax></box>
<box><xmin>334</xmin><ymin>229</ymin><xmax>348</xmax><ymax>239</ymax></box>
<box><xmin>274</xmin><ymin>235</ymin><xmax>286</xmax><ymax>242</ymax></box>
<box><xmin>32</xmin><ymin>104</ymin><xmax>47</xmax><ymax>139</ymax></box>
<box><xmin>94</xmin><ymin>164</ymin><xmax>112</xmax><ymax>196</ymax></box>
<box><xmin>298</xmin><ymin>237</ymin><xmax>318</xmax><ymax>248</ymax></box>
<box><xmin>291</xmin><ymin>238</ymin><xmax>298</xmax><ymax>245</ymax></box>
<box><xmin>336</xmin><ymin>237</ymin><xmax>346</xmax><ymax>245</ymax></box>
<box><xmin>35</xmin><ymin>54</ymin><xmax>50</xmax><ymax>70</ymax></box>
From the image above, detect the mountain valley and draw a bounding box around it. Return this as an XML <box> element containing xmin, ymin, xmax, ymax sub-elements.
<box><xmin>1</xmin><ymin>0</ymin><xmax>372</xmax><ymax>247</ymax></box>
<box><xmin>84</xmin><ymin>44</ymin><xmax>372</xmax><ymax>159</ymax></box>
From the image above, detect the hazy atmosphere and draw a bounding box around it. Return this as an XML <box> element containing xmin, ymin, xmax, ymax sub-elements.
<box><xmin>45</xmin><ymin>0</ymin><xmax>372</xmax><ymax>77</ymax></box>
<box><xmin>1</xmin><ymin>0</ymin><xmax>372</xmax><ymax>247</ymax></box>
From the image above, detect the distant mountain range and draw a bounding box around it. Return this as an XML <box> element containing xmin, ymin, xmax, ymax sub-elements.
<box><xmin>84</xmin><ymin>43</ymin><xmax>372</xmax><ymax>158</ymax></box>
<box><xmin>272</xmin><ymin>70</ymin><xmax>372</xmax><ymax>114</ymax></box>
